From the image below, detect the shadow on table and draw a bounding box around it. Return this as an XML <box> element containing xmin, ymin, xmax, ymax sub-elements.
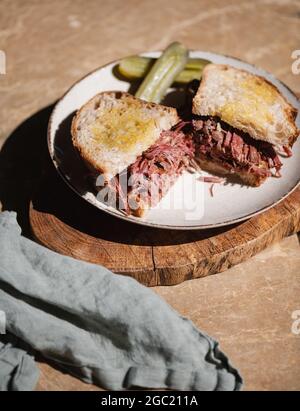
<box><xmin>0</xmin><ymin>105</ymin><xmax>55</xmax><ymax>237</ymax></box>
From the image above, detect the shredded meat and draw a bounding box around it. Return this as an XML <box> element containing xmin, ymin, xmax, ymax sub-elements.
<box><xmin>107</xmin><ymin>122</ymin><xmax>195</xmax><ymax>213</ymax></box>
<box><xmin>103</xmin><ymin>117</ymin><xmax>291</xmax><ymax>213</ymax></box>
<box><xmin>283</xmin><ymin>145</ymin><xmax>293</xmax><ymax>157</ymax></box>
<box><xmin>198</xmin><ymin>176</ymin><xmax>225</xmax><ymax>183</ymax></box>
<box><xmin>192</xmin><ymin>118</ymin><xmax>283</xmax><ymax>178</ymax></box>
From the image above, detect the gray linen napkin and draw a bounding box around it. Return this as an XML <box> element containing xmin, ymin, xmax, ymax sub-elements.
<box><xmin>0</xmin><ymin>211</ymin><xmax>242</xmax><ymax>391</ymax></box>
<box><xmin>0</xmin><ymin>337</ymin><xmax>39</xmax><ymax>391</ymax></box>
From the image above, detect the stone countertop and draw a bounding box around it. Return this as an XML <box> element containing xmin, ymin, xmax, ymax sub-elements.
<box><xmin>0</xmin><ymin>0</ymin><xmax>300</xmax><ymax>391</ymax></box>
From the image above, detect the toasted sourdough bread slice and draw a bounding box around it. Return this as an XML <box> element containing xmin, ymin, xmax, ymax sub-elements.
<box><xmin>193</xmin><ymin>64</ymin><xmax>299</xmax><ymax>147</ymax></box>
<box><xmin>71</xmin><ymin>91</ymin><xmax>179</xmax><ymax>181</ymax></box>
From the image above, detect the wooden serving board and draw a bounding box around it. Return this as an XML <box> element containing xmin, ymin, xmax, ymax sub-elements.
<box><xmin>29</xmin><ymin>161</ymin><xmax>300</xmax><ymax>286</ymax></box>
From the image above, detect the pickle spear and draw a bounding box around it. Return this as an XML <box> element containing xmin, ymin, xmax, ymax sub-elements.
<box><xmin>135</xmin><ymin>42</ymin><xmax>189</xmax><ymax>103</ymax></box>
<box><xmin>118</xmin><ymin>55</ymin><xmax>210</xmax><ymax>84</ymax></box>
<box><xmin>174</xmin><ymin>69</ymin><xmax>203</xmax><ymax>84</ymax></box>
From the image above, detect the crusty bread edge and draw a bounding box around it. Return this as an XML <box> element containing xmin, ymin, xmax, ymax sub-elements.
<box><xmin>71</xmin><ymin>92</ymin><xmax>123</xmax><ymax>179</ymax></box>
<box><xmin>130</xmin><ymin>203</ymin><xmax>149</xmax><ymax>218</ymax></box>
<box><xmin>197</xmin><ymin>155</ymin><xmax>267</xmax><ymax>187</ymax></box>
<box><xmin>193</xmin><ymin>64</ymin><xmax>299</xmax><ymax>147</ymax></box>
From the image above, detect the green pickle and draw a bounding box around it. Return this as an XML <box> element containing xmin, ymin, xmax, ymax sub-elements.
<box><xmin>134</xmin><ymin>42</ymin><xmax>189</xmax><ymax>103</ymax></box>
<box><xmin>118</xmin><ymin>54</ymin><xmax>210</xmax><ymax>86</ymax></box>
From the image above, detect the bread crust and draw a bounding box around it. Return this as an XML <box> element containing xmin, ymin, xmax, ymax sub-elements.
<box><xmin>197</xmin><ymin>155</ymin><xmax>267</xmax><ymax>187</ymax></box>
<box><xmin>193</xmin><ymin>64</ymin><xmax>299</xmax><ymax>147</ymax></box>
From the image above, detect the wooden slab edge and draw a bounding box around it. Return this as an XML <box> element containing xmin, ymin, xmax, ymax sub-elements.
<box><xmin>153</xmin><ymin>188</ymin><xmax>300</xmax><ymax>285</ymax></box>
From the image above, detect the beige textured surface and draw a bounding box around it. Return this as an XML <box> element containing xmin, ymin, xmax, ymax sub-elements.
<box><xmin>156</xmin><ymin>235</ymin><xmax>300</xmax><ymax>391</ymax></box>
<box><xmin>0</xmin><ymin>0</ymin><xmax>300</xmax><ymax>391</ymax></box>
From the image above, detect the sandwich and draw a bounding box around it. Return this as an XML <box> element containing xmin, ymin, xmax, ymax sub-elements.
<box><xmin>71</xmin><ymin>91</ymin><xmax>195</xmax><ymax>216</ymax></box>
<box><xmin>71</xmin><ymin>64</ymin><xmax>299</xmax><ymax>218</ymax></box>
<box><xmin>191</xmin><ymin>64</ymin><xmax>299</xmax><ymax>186</ymax></box>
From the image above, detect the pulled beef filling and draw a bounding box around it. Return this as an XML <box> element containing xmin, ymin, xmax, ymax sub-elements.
<box><xmin>104</xmin><ymin>117</ymin><xmax>289</xmax><ymax>213</ymax></box>
<box><xmin>192</xmin><ymin>117</ymin><xmax>283</xmax><ymax>178</ymax></box>
<box><xmin>107</xmin><ymin>123</ymin><xmax>195</xmax><ymax>213</ymax></box>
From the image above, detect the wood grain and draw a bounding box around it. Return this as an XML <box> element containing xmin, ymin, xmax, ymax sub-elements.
<box><xmin>29</xmin><ymin>161</ymin><xmax>300</xmax><ymax>286</ymax></box>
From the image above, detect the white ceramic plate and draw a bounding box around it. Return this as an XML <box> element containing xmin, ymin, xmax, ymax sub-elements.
<box><xmin>48</xmin><ymin>51</ymin><xmax>300</xmax><ymax>230</ymax></box>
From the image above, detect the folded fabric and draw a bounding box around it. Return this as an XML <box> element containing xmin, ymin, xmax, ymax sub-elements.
<box><xmin>0</xmin><ymin>211</ymin><xmax>242</xmax><ymax>390</ymax></box>
<box><xmin>0</xmin><ymin>336</ymin><xmax>39</xmax><ymax>391</ymax></box>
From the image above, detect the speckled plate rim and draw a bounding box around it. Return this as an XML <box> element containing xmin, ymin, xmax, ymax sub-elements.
<box><xmin>47</xmin><ymin>51</ymin><xmax>300</xmax><ymax>230</ymax></box>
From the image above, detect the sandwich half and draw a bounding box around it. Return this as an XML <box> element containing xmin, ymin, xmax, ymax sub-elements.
<box><xmin>72</xmin><ymin>91</ymin><xmax>195</xmax><ymax>216</ymax></box>
<box><xmin>192</xmin><ymin>64</ymin><xmax>299</xmax><ymax>186</ymax></box>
